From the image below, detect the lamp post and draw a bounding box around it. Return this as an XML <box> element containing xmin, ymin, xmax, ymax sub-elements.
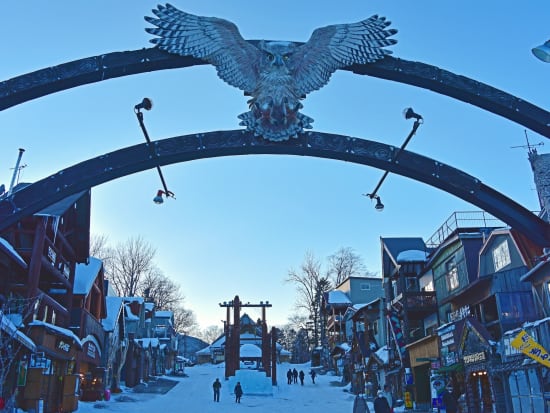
<box><xmin>134</xmin><ymin>98</ymin><xmax>175</xmax><ymax>204</ymax></box>
<box><xmin>532</xmin><ymin>40</ymin><xmax>550</xmax><ymax>63</ymax></box>
<box><xmin>364</xmin><ymin>108</ymin><xmax>423</xmax><ymax>211</ymax></box>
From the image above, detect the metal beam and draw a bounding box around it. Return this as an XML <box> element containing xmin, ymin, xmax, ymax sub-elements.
<box><xmin>0</xmin><ymin>46</ymin><xmax>549</xmax><ymax>138</ymax></box>
<box><xmin>0</xmin><ymin>129</ymin><xmax>548</xmax><ymax>246</ymax></box>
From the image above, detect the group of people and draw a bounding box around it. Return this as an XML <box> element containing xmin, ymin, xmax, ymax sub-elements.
<box><xmin>373</xmin><ymin>384</ymin><xmax>394</xmax><ymax>413</ymax></box>
<box><xmin>212</xmin><ymin>378</ymin><xmax>243</xmax><ymax>403</ymax></box>
<box><xmin>286</xmin><ymin>368</ymin><xmax>316</xmax><ymax>385</ymax></box>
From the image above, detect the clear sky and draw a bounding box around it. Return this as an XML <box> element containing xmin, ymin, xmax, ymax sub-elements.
<box><xmin>0</xmin><ymin>1</ymin><xmax>548</xmax><ymax>330</ymax></box>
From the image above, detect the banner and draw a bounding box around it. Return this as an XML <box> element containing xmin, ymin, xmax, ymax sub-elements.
<box><xmin>510</xmin><ymin>329</ymin><xmax>550</xmax><ymax>368</ymax></box>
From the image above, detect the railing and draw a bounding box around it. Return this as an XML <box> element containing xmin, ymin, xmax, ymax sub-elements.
<box><xmin>425</xmin><ymin>211</ymin><xmax>507</xmax><ymax>248</ymax></box>
<box><xmin>405</xmin><ymin>291</ymin><xmax>437</xmax><ymax>310</ymax></box>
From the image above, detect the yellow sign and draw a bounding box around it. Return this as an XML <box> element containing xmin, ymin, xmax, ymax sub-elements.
<box><xmin>510</xmin><ymin>329</ymin><xmax>550</xmax><ymax>368</ymax></box>
<box><xmin>404</xmin><ymin>391</ymin><xmax>413</xmax><ymax>408</ymax></box>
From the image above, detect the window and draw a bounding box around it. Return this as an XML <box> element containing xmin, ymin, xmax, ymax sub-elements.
<box><xmin>445</xmin><ymin>258</ymin><xmax>459</xmax><ymax>291</ymax></box>
<box><xmin>493</xmin><ymin>239</ymin><xmax>511</xmax><ymax>271</ymax></box>
<box><xmin>360</xmin><ymin>283</ymin><xmax>371</xmax><ymax>291</ymax></box>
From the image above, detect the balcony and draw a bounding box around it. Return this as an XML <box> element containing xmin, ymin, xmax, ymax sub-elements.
<box><xmin>392</xmin><ymin>291</ymin><xmax>437</xmax><ymax>318</ymax></box>
<box><xmin>70</xmin><ymin>308</ymin><xmax>104</xmax><ymax>341</ymax></box>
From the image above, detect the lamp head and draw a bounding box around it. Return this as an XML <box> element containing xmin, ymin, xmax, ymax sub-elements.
<box><xmin>135</xmin><ymin>97</ymin><xmax>153</xmax><ymax>112</ymax></box>
<box><xmin>374</xmin><ymin>196</ymin><xmax>384</xmax><ymax>212</ymax></box>
<box><xmin>153</xmin><ymin>189</ymin><xmax>164</xmax><ymax>204</ymax></box>
<box><xmin>532</xmin><ymin>40</ymin><xmax>550</xmax><ymax>63</ymax></box>
<box><xmin>403</xmin><ymin>107</ymin><xmax>423</xmax><ymax>121</ymax></box>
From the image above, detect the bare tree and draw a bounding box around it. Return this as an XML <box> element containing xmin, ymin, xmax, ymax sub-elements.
<box><xmin>199</xmin><ymin>325</ymin><xmax>224</xmax><ymax>344</ymax></box>
<box><xmin>173</xmin><ymin>306</ymin><xmax>199</xmax><ymax>335</ymax></box>
<box><xmin>139</xmin><ymin>268</ymin><xmax>184</xmax><ymax>310</ymax></box>
<box><xmin>108</xmin><ymin>236</ymin><xmax>156</xmax><ymax>297</ymax></box>
<box><xmin>0</xmin><ymin>295</ymin><xmax>40</xmax><ymax>408</ymax></box>
<box><xmin>327</xmin><ymin>247</ymin><xmax>367</xmax><ymax>286</ymax></box>
<box><xmin>286</xmin><ymin>251</ymin><xmax>332</xmax><ymax>346</ymax></box>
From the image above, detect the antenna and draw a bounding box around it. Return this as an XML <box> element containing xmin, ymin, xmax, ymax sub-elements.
<box><xmin>7</xmin><ymin>148</ymin><xmax>25</xmax><ymax>196</ymax></box>
<box><xmin>510</xmin><ymin>130</ymin><xmax>544</xmax><ymax>153</ymax></box>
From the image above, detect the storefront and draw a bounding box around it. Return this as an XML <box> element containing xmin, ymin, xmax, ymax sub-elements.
<box><xmin>407</xmin><ymin>335</ymin><xmax>439</xmax><ymax>411</ymax></box>
<box><xmin>24</xmin><ymin>321</ymin><xmax>82</xmax><ymax>413</ymax></box>
<box><xmin>78</xmin><ymin>336</ymin><xmax>105</xmax><ymax>401</ymax></box>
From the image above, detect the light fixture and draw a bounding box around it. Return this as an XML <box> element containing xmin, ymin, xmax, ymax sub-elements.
<box><xmin>403</xmin><ymin>107</ymin><xmax>423</xmax><ymax>121</ymax></box>
<box><xmin>134</xmin><ymin>97</ymin><xmax>153</xmax><ymax>112</ymax></box>
<box><xmin>153</xmin><ymin>189</ymin><xmax>174</xmax><ymax>204</ymax></box>
<box><xmin>532</xmin><ymin>40</ymin><xmax>550</xmax><ymax>63</ymax></box>
<box><xmin>374</xmin><ymin>196</ymin><xmax>384</xmax><ymax>212</ymax></box>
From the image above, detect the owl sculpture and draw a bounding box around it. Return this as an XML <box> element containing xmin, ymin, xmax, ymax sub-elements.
<box><xmin>145</xmin><ymin>4</ymin><xmax>397</xmax><ymax>141</ymax></box>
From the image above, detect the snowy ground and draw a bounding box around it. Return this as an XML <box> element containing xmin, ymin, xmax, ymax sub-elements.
<box><xmin>75</xmin><ymin>362</ymin><xmax>411</xmax><ymax>412</ymax></box>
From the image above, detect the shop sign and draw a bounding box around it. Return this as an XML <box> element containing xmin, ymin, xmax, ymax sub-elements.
<box><xmin>86</xmin><ymin>342</ymin><xmax>96</xmax><ymax>359</ymax></box>
<box><xmin>57</xmin><ymin>339</ymin><xmax>71</xmax><ymax>353</ymax></box>
<box><xmin>463</xmin><ymin>351</ymin><xmax>486</xmax><ymax>364</ymax></box>
<box><xmin>511</xmin><ymin>329</ymin><xmax>550</xmax><ymax>368</ymax></box>
<box><xmin>437</xmin><ymin>324</ymin><xmax>455</xmax><ymax>336</ymax></box>
<box><xmin>448</xmin><ymin>306</ymin><xmax>470</xmax><ymax>323</ymax></box>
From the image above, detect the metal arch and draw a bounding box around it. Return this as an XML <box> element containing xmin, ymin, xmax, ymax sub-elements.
<box><xmin>0</xmin><ymin>130</ymin><xmax>548</xmax><ymax>246</ymax></box>
<box><xmin>0</xmin><ymin>46</ymin><xmax>549</xmax><ymax>138</ymax></box>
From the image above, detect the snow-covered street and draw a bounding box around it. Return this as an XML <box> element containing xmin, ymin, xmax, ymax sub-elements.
<box><xmin>75</xmin><ymin>362</ymin><xmax>388</xmax><ymax>413</ymax></box>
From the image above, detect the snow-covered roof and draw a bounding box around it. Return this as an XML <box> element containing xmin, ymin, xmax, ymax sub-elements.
<box><xmin>240</xmin><ymin>343</ymin><xmax>262</xmax><ymax>358</ymax></box>
<box><xmin>74</xmin><ymin>257</ymin><xmax>102</xmax><ymax>295</ymax></box>
<box><xmin>0</xmin><ymin>237</ymin><xmax>27</xmax><ymax>269</ymax></box>
<box><xmin>81</xmin><ymin>334</ymin><xmax>103</xmax><ymax>357</ymax></box>
<box><xmin>196</xmin><ymin>345</ymin><xmax>211</xmax><ymax>355</ymax></box>
<box><xmin>327</xmin><ymin>290</ymin><xmax>351</xmax><ymax>305</ymax></box>
<box><xmin>396</xmin><ymin>249</ymin><xmax>429</xmax><ymax>263</ymax></box>
<box><xmin>103</xmin><ymin>296</ymin><xmax>124</xmax><ymax>332</ymax></box>
<box><xmin>34</xmin><ymin>190</ymin><xmax>87</xmax><ymax>217</ymax></box>
<box><xmin>29</xmin><ymin>320</ymin><xmax>82</xmax><ymax>347</ymax></box>
<box><xmin>0</xmin><ymin>311</ymin><xmax>35</xmax><ymax>351</ymax></box>
<box><xmin>155</xmin><ymin>310</ymin><xmax>173</xmax><ymax>319</ymax></box>
<box><xmin>145</xmin><ymin>302</ymin><xmax>154</xmax><ymax>311</ymax></box>
<box><xmin>124</xmin><ymin>304</ymin><xmax>140</xmax><ymax>321</ymax></box>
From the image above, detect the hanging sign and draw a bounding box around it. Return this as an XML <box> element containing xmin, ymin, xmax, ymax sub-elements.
<box><xmin>510</xmin><ymin>329</ymin><xmax>550</xmax><ymax>368</ymax></box>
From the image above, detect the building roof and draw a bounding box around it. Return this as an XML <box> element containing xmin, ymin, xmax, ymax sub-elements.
<box><xmin>240</xmin><ymin>343</ymin><xmax>262</xmax><ymax>358</ymax></box>
<box><xmin>326</xmin><ymin>290</ymin><xmax>351</xmax><ymax>306</ymax></box>
<box><xmin>0</xmin><ymin>237</ymin><xmax>27</xmax><ymax>269</ymax></box>
<box><xmin>74</xmin><ymin>257</ymin><xmax>102</xmax><ymax>295</ymax></box>
<box><xmin>103</xmin><ymin>296</ymin><xmax>124</xmax><ymax>332</ymax></box>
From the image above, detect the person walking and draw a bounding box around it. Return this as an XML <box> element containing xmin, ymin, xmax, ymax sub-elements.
<box><xmin>234</xmin><ymin>381</ymin><xmax>243</xmax><ymax>403</ymax></box>
<box><xmin>292</xmin><ymin>368</ymin><xmax>298</xmax><ymax>384</ymax></box>
<box><xmin>382</xmin><ymin>384</ymin><xmax>394</xmax><ymax>413</ymax></box>
<box><xmin>442</xmin><ymin>386</ymin><xmax>458</xmax><ymax>413</ymax></box>
<box><xmin>287</xmin><ymin>369</ymin><xmax>293</xmax><ymax>384</ymax></box>
<box><xmin>373</xmin><ymin>390</ymin><xmax>391</xmax><ymax>413</ymax></box>
<box><xmin>299</xmin><ymin>370</ymin><xmax>305</xmax><ymax>385</ymax></box>
<box><xmin>310</xmin><ymin>370</ymin><xmax>316</xmax><ymax>384</ymax></box>
<box><xmin>212</xmin><ymin>378</ymin><xmax>221</xmax><ymax>402</ymax></box>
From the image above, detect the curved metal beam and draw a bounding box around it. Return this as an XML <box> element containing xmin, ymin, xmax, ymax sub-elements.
<box><xmin>0</xmin><ymin>130</ymin><xmax>548</xmax><ymax>246</ymax></box>
<box><xmin>0</xmin><ymin>46</ymin><xmax>549</xmax><ymax>138</ymax></box>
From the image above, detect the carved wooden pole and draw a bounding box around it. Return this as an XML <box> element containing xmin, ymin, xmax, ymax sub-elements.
<box><xmin>233</xmin><ymin>296</ymin><xmax>241</xmax><ymax>375</ymax></box>
<box><xmin>271</xmin><ymin>327</ymin><xmax>277</xmax><ymax>385</ymax></box>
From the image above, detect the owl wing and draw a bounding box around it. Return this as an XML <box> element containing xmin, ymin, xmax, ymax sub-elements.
<box><xmin>290</xmin><ymin>15</ymin><xmax>397</xmax><ymax>97</ymax></box>
<box><xmin>145</xmin><ymin>4</ymin><xmax>260</xmax><ymax>93</ymax></box>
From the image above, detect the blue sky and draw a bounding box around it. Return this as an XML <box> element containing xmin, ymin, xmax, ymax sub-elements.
<box><xmin>0</xmin><ymin>1</ymin><xmax>548</xmax><ymax>329</ymax></box>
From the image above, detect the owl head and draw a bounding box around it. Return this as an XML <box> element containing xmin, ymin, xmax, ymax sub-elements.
<box><xmin>258</xmin><ymin>41</ymin><xmax>297</xmax><ymax>72</ymax></box>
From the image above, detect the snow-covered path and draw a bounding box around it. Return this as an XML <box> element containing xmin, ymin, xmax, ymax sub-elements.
<box><xmin>75</xmin><ymin>362</ymin><xmax>362</xmax><ymax>413</ymax></box>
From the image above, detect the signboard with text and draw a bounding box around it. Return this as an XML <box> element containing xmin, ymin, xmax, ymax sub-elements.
<box><xmin>511</xmin><ymin>330</ymin><xmax>550</xmax><ymax>368</ymax></box>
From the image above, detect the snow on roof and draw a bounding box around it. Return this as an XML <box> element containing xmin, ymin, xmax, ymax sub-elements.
<box><xmin>240</xmin><ymin>343</ymin><xmax>262</xmax><ymax>358</ymax></box>
<box><xmin>81</xmin><ymin>334</ymin><xmax>103</xmax><ymax>357</ymax></box>
<box><xmin>327</xmin><ymin>290</ymin><xmax>351</xmax><ymax>305</ymax></box>
<box><xmin>196</xmin><ymin>345</ymin><xmax>211</xmax><ymax>355</ymax></box>
<box><xmin>0</xmin><ymin>311</ymin><xmax>35</xmax><ymax>351</ymax></box>
<box><xmin>74</xmin><ymin>257</ymin><xmax>102</xmax><ymax>295</ymax></box>
<box><xmin>279</xmin><ymin>349</ymin><xmax>291</xmax><ymax>355</ymax></box>
<box><xmin>29</xmin><ymin>320</ymin><xmax>82</xmax><ymax>347</ymax></box>
<box><xmin>396</xmin><ymin>249</ymin><xmax>428</xmax><ymax>263</ymax></box>
<box><xmin>123</xmin><ymin>297</ymin><xmax>144</xmax><ymax>304</ymax></box>
<box><xmin>0</xmin><ymin>237</ymin><xmax>27</xmax><ymax>269</ymax></box>
<box><xmin>155</xmin><ymin>310</ymin><xmax>173</xmax><ymax>319</ymax></box>
<box><xmin>103</xmin><ymin>296</ymin><xmax>124</xmax><ymax>332</ymax></box>
<box><xmin>145</xmin><ymin>302</ymin><xmax>154</xmax><ymax>311</ymax></box>
<box><xmin>124</xmin><ymin>304</ymin><xmax>140</xmax><ymax>321</ymax></box>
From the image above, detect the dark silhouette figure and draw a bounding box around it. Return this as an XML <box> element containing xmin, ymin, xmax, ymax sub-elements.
<box><xmin>310</xmin><ymin>370</ymin><xmax>316</xmax><ymax>384</ymax></box>
<box><xmin>292</xmin><ymin>368</ymin><xmax>298</xmax><ymax>384</ymax></box>
<box><xmin>442</xmin><ymin>386</ymin><xmax>458</xmax><ymax>413</ymax></box>
<box><xmin>212</xmin><ymin>378</ymin><xmax>221</xmax><ymax>402</ymax></box>
<box><xmin>299</xmin><ymin>370</ymin><xmax>305</xmax><ymax>385</ymax></box>
<box><xmin>374</xmin><ymin>390</ymin><xmax>391</xmax><ymax>413</ymax></box>
<box><xmin>287</xmin><ymin>369</ymin><xmax>293</xmax><ymax>384</ymax></box>
<box><xmin>234</xmin><ymin>382</ymin><xmax>243</xmax><ymax>403</ymax></box>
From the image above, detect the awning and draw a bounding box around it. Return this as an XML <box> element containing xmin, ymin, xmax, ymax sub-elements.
<box><xmin>0</xmin><ymin>314</ymin><xmax>36</xmax><ymax>351</ymax></box>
